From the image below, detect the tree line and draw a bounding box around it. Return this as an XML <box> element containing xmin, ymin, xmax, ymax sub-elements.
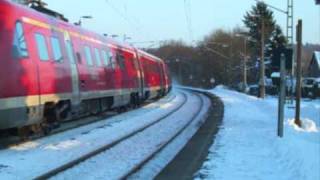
<box><xmin>146</xmin><ymin>2</ymin><xmax>319</xmax><ymax>89</ymax></box>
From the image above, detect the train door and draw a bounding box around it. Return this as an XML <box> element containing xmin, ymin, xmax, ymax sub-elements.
<box><xmin>134</xmin><ymin>50</ymin><xmax>145</xmax><ymax>99</ymax></box>
<box><xmin>158</xmin><ymin>62</ymin><xmax>165</xmax><ymax>95</ymax></box>
<box><xmin>70</xmin><ymin>36</ymin><xmax>90</xmax><ymax>100</ymax></box>
<box><xmin>33</xmin><ymin>29</ymin><xmax>72</xmax><ymax>105</ymax></box>
<box><xmin>116</xmin><ymin>49</ymin><xmax>127</xmax><ymax>89</ymax></box>
<box><xmin>110</xmin><ymin>48</ymin><xmax>129</xmax><ymax>92</ymax></box>
<box><xmin>64</xmin><ymin>33</ymin><xmax>80</xmax><ymax>105</ymax></box>
<box><xmin>101</xmin><ymin>46</ymin><xmax>115</xmax><ymax>90</ymax></box>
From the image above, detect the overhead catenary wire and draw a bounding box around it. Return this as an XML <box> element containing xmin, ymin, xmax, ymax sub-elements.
<box><xmin>104</xmin><ymin>0</ymin><xmax>154</xmax><ymax>42</ymax></box>
<box><xmin>183</xmin><ymin>0</ymin><xmax>194</xmax><ymax>42</ymax></box>
<box><xmin>104</xmin><ymin>0</ymin><xmax>139</xmax><ymax>34</ymax></box>
<box><xmin>204</xmin><ymin>46</ymin><xmax>232</xmax><ymax>61</ymax></box>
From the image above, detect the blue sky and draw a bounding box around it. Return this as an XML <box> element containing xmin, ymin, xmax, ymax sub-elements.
<box><xmin>45</xmin><ymin>0</ymin><xmax>320</xmax><ymax>47</ymax></box>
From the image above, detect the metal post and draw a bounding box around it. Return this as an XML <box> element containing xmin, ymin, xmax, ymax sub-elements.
<box><xmin>260</xmin><ymin>19</ymin><xmax>266</xmax><ymax>98</ymax></box>
<box><xmin>243</xmin><ymin>39</ymin><xmax>248</xmax><ymax>92</ymax></box>
<box><xmin>295</xmin><ymin>20</ymin><xmax>303</xmax><ymax>127</ymax></box>
<box><xmin>286</xmin><ymin>0</ymin><xmax>295</xmax><ymax>104</ymax></box>
<box><xmin>278</xmin><ymin>54</ymin><xmax>286</xmax><ymax>137</ymax></box>
<box><xmin>179</xmin><ymin>63</ymin><xmax>182</xmax><ymax>85</ymax></box>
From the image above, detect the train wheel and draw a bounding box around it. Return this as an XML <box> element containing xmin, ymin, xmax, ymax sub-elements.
<box><xmin>30</xmin><ymin>124</ymin><xmax>44</xmax><ymax>135</ymax></box>
<box><xmin>17</xmin><ymin>126</ymin><xmax>31</xmax><ymax>141</ymax></box>
<box><xmin>43</xmin><ymin>104</ymin><xmax>62</xmax><ymax>135</ymax></box>
<box><xmin>130</xmin><ymin>93</ymin><xmax>140</xmax><ymax>108</ymax></box>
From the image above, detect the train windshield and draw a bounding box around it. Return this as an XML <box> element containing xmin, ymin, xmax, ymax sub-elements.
<box><xmin>12</xmin><ymin>21</ymin><xmax>28</xmax><ymax>58</ymax></box>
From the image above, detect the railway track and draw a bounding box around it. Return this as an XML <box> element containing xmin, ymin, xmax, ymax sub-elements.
<box><xmin>122</xmin><ymin>93</ymin><xmax>206</xmax><ymax>179</ymax></box>
<box><xmin>33</xmin><ymin>91</ymin><xmax>189</xmax><ymax>179</ymax></box>
<box><xmin>32</xmin><ymin>90</ymin><xmax>208</xmax><ymax>180</ymax></box>
<box><xmin>0</xmin><ymin>93</ymin><xmax>176</xmax><ymax>149</ymax></box>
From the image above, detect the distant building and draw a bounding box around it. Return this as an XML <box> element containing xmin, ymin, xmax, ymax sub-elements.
<box><xmin>308</xmin><ymin>51</ymin><xmax>320</xmax><ymax>77</ymax></box>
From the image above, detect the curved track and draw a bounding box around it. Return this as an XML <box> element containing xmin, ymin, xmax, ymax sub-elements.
<box><xmin>0</xmin><ymin>90</ymin><xmax>210</xmax><ymax>180</ymax></box>
<box><xmin>121</xmin><ymin>92</ymin><xmax>206</xmax><ymax>179</ymax></box>
<box><xmin>33</xmin><ymin>90</ymin><xmax>209</xmax><ymax>180</ymax></box>
<box><xmin>34</xmin><ymin>92</ymin><xmax>190</xmax><ymax>179</ymax></box>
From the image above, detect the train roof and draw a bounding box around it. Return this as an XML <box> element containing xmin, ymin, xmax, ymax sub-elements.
<box><xmin>3</xmin><ymin>0</ymin><xmax>162</xmax><ymax>62</ymax></box>
<box><xmin>137</xmin><ymin>49</ymin><xmax>163</xmax><ymax>62</ymax></box>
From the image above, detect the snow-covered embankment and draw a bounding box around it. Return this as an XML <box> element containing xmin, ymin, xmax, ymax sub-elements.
<box><xmin>196</xmin><ymin>86</ymin><xmax>320</xmax><ymax>180</ymax></box>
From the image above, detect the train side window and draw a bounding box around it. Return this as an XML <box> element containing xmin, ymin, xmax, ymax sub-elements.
<box><xmin>50</xmin><ymin>37</ymin><xmax>63</xmax><ymax>62</ymax></box>
<box><xmin>12</xmin><ymin>21</ymin><xmax>28</xmax><ymax>58</ymax></box>
<box><xmin>34</xmin><ymin>33</ymin><xmax>49</xmax><ymax>61</ymax></box>
<box><xmin>109</xmin><ymin>51</ymin><xmax>116</xmax><ymax>69</ymax></box>
<box><xmin>101</xmin><ymin>50</ymin><xmax>108</xmax><ymax>66</ymax></box>
<box><xmin>108</xmin><ymin>50</ymin><xmax>117</xmax><ymax>69</ymax></box>
<box><xmin>84</xmin><ymin>46</ymin><xmax>93</xmax><ymax>66</ymax></box>
<box><xmin>102</xmin><ymin>49</ymin><xmax>113</xmax><ymax>68</ymax></box>
<box><xmin>94</xmin><ymin>48</ymin><xmax>102</xmax><ymax>67</ymax></box>
<box><xmin>116</xmin><ymin>52</ymin><xmax>125</xmax><ymax>70</ymax></box>
<box><xmin>76</xmin><ymin>52</ymin><xmax>82</xmax><ymax>64</ymax></box>
<box><xmin>65</xmin><ymin>40</ymin><xmax>75</xmax><ymax>64</ymax></box>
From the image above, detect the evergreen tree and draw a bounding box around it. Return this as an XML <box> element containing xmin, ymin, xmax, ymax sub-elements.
<box><xmin>243</xmin><ymin>2</ymin><xmax>286</xmax><ymax>55</ymax></box>
<box><xmin>266</xmin><ymin>25</ymin><xmax>287</xmax><ymax>57</ymax></box>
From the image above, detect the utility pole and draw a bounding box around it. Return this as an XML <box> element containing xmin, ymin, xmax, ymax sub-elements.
<box><xmin>278</xmin><ymin>54</ymin><xmax>286</xmax><ymax>137</ymax></box>
<box><xmin>287</xmin><ymin>0</ymin><xmax>294</xmax><ymax>46</ymax></box>
<box><xmin>295</xmin><ymin>20</ymin><xmax>303</xmax><ymax>127</ymax></box>
<box><xmin>287</xmin><ymin>0</ymin><xmax>295</xmax><ymax>104</ymax></box>
<box><xmin>243</xmin><ymin>39</ymin><xmax>248</xmax><ymax>92</ymax></box>
<box><xmin>259</xmin><ymin>19</ymin><xmax>266</xmax><ymax>98</ymax></box>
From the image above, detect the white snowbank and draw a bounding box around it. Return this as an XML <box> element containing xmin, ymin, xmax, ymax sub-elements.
<box><xmin>196</xmin><ymin>86</ymin><xmax>320</xmax><ymax>180</ymax></box>
<box><xmin>287</xmin><ymin>118</ymin><xmax>318</xmax><ymax>133</ymax></box>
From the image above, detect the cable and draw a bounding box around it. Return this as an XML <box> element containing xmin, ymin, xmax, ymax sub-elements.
<box><xmin>183</xmin><ymin>0</ymin><xmax>194</xmax><ymax>42</ymax></box>
<box><xmin>104</xmin><ymin>0</ymin><xmax>145</xmax><ymax>40</ymax></box>
<box><xmin>204</xmin><ymin>46</ymin><xmax>232</xmax><ymax>61</ymax></box>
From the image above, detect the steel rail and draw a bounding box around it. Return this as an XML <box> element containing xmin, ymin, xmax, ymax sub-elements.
<box><xmin>121</xmin><ymin>92</ymin><xmax>205</xmax><ymax>179</ymax></box>
<box><xmin>34</xmin><ymin>92</ymin><xmax>187</xmax><ymax>180</ymax></box>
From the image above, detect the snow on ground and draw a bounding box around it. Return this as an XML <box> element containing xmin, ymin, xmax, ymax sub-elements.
<box><xmin>0</xmin><ymin>91</ymin><xmax>184</xmax><ymax>179</ymax></box>
<box><xmin>129</xmin><ymin>94</ymin><xmax>210</xmax><ymax>180</ymax></box>
<box><xmin>54</xmin><ymin>92</ymin><xmax>209</xmax><ymax>179</ymax></box>
<box><xmin>196</xmin><ymin>86</ymin><xmax>320</xmax><ymax>180</ymax></box>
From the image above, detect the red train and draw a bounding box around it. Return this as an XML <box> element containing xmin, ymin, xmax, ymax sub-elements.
<box><xmin>0</xmin><ymin>0</ymin><xmax>171</xmax><ymax>133</ymax></box>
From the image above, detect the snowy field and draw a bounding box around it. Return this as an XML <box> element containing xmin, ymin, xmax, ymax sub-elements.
<box><xmin>196</xmin><ymin>86</ymin><xmax>320</xmax><ymax>180</ymax></box>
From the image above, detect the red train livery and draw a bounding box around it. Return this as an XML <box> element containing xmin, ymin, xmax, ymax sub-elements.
<box><xmin>0</xmin><ymin>0</ymin><xmax>171</xmax><ymax>132</ymax></box>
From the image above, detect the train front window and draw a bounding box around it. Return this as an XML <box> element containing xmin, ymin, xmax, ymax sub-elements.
<box><xmin>12</xmin><ymin>21</ymin><xmax>28</xmax><ymax>58</ymax></box>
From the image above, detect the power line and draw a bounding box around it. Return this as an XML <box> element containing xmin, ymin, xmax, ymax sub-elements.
<box><xmin>105</xmin><ymin>0</ymin><xmax>137</xmax><ymax>28</ymax></box>
<box><xmin>204</xmin><ymin>46</ymin><xmax>232</xmax><ymax>61</ymax></box>
<box><xmin>254</xmin><ymin>0</ymin><xmax>287</xmax><ymax>14</ymax></box>
<box><xmin>183</xmin><ymin>0</ymin><xmax>194</xmax><ymax>42</ymax></box>
<box><xmin>104</xmin><ymin>0</ymin><xmax>149</xmax><ymax>40</ymax></box>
